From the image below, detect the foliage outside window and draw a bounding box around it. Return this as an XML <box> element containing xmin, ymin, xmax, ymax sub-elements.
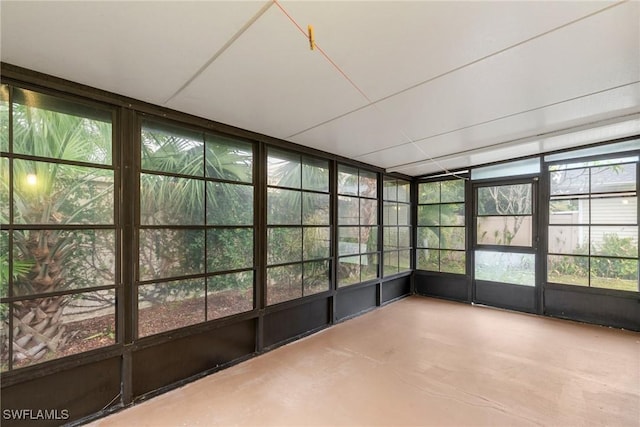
<box><xmin>337</xmin><ymin>165</ymin><xmax>379</xmax><ymax>287</ymax></box>
<box><xmin>1</xmin><ymin>85</ymin><xmax>117</xmax><ymax>370</ymax></box>
<box><xmin>383</xmin><ymin>178</ymin><xmax>411</xmax><ymax>276</ymax></box>
<box><xmin>416</xmin><ymin>179</ymin><xmax>465</xmax><ymax>274</ymax></box>
<box><xmin>547</xmin><ymin>157</ymin><xmax>638</xmax><ymax>292</ymax></box>
<box><xmin>138</xmin><ymin>120</ymin><xmax>254</xmax><ymax>337</ymax></box>
<box><xmin>266</xmin><ymin>149</ymin><xmax>330</xmax><ymax>305</ymax></box>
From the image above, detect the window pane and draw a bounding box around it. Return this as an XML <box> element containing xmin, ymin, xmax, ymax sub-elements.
<box><xmin>361</xmin><ymin>254</ymin><xmax>378</xmax><ymax>281</ymax></box>
<box><xmin>545</xmin><ymin>140</ymin><xmax>640</xmax><ymax>162</ymax></box>
<box><xmin>399</xmin><ymin>250</ymin><xmax>411</xmax><ymax>272</ymax></box>
<box><xmin>441</xmin><ymin>180</ymin><xmax>464</xmax><ymax>203</ymax></box>
<box><xmin>207</xmin><ymin>228</ymin><xmax>253</xmax><ymax>272</ymax></box>
<box><xmin>383</xmin><ymin>227</ymin><xmax>398</xmax><ymax>250</ymax></box>
<box><xmin>360</xmin><ymin>199</ymin><xmax>377</xmax><ymax>225</ymax></box>
<box><xmin>267</xmin><ymin>264</ymin><xmax>302</xmax><ymax>305</ymax></box>
<box><xmin>548</xmin><ymin>226</ymin><xmax>589</xmax><ymax>255</ymax></box>
<box><xmin>477</xmin><ymin>216</ymin><xmax>533</xmax><ymax>246</ymax></box>
<box><xmin>303</xmin><ymin>227</ymin><xmax>330</xmax><ymax>260</ymax></box>
<box><xmin>361</xmin><ymin>226</ymin><xmax>378</xmax><ymax>253</ymax></box>
<box><xmin>398</xmin><ymin>204</ymin><xmax>410</xmax><ymax>226</ymax></box>
<box><xmin>417</xmin><ymin>249</ymin><xmax>439</xmax><ymax>271</ymax></box>
<box><xmin>268</xmin><ymin>188</ymin><xmax>301</xmax><ymax>225</ymax></box>
<box><xmin>590</xmin><ymin>227</ymin><xmax>638</xmax><ymax>257</ymax></box>
<box><xmin>140</xmin><ymin>174</ymin><xmax>203</xmax><ymax>225</ymax></box>
<box><xmin>384</xmin><ymin>202</ymin><xmax>397</xmax><ymax>225</ymax></box>
<box><xmin>547</xmin><ymin>255</ymin><xmax>589</xmax><ymax>286</ymax></box>
<box><xmin>303</xmin><ymin>193</ymin><xmax>330</xmax><ymax>225</ymax></box>
<box><xmin>550</xmin><ymin>168</ymin><xmax>589</xmax><ymax>195</ymax></box>
<box><xmin>338</xmin><ymin>227</ymin><xmax>360</xmax><ymax>256</ymax></box>
<box><xmin>12</xmin><ymin>289</ymin><xmax>115</xmax><ymax>368</ymax></box>
<box><xmin>338</xmin><ymin>196</ymin><xmax>359</xmax><ymax>225</ymax></box>
<box><xmin>205</xmin><ymin>135</ymin><xmax>252</xmax><ymax>183</ymax></box>
<box><xmin>13</xmin><ymin>91</ymin><xmax>112</xmax><ymax>165</ymax></box>
<box><xmin>14</xmin><ymin>160</ymin><xmax>114</xmax><ymax>225</ymax></box>
<box><xmin>418</xmin><ymin>205</ymin><xmax>439</xmax><ymax>226</ymax></box>
<box><xmin>549</xmin><ymin>198</ymin><xmax>589</xmax><ymax>224</ymax></box>
<box><xmin>140</xmin><ymin>229</ymin><xmax>204</xmax><ymax>281</ymax></box>
<box><xmin>440</xmin><ymin>227</ymin><xmax>465</xmax><ymax>250</ymax></box>
<box><xmin>207</xmin><ymin>182</ymin><xmax>253</xmax><ymax>225</ymax></box>
<box><xmin>591</xmin><ymin>258</ymin><xmax>638</xmax><ymax>292</ymax></box>
<box><xmin>591</xmin><ymin>196</ymin><xmax>636</xmax><ymax>224</ymax></box>
<box><xmin>472</xmin><ymin>158</ymin><xmax>539</xmax><ymax>180</ymax></box>
<box><xmin>268</xmin><ymin>150</ymin><xmax>300</xmax><ymax>188</ymax></box>
<box><xmin>302</xmin><ymin>158</ymin><xmax>328</xmax><ymax>192</ymax></box>
<box><xmin>398</xmin><ymin>227</ymin><xmax>411</xmax><ymax>248</ymax></box>
<box><xmin>440</xmin><ymin>250</ymin><xmax>465</xmax><ymax>274</ymax></box>
<box><xmin>591</xmin><ymin>164</ymin><xmax>636</xmax><ymax>194</ymax></box>
<box><xmin>303</xmin><ymin>261</ymin><xmax>329</xmax><ymax>296</ymax></box>
<box><xmin>440</xmin><ymin>203</ymin><xmax>465</xmax><ymax>226</ymax></box>
<box><xmin>0</xmin><ymin>157</ymin><xmax>8</xmax><ymax>223</ymax></box>
<box><xmin>13</xmin><ymin>229</ymin><xmax>115</xmax><ymax>296</ymax></box>
<box><xmin>207</xmin><ymin>271</ymin><xmax>253</xmax><ymax>320</ymax></box>
<box><xmin>141</xmin><ymin>125</ymin><xmax>203</xmax><ymax>176</ymax></box>
<box><xmin>138</xmin><ymin>279</ymin><xmax>205</xmax><ymax>337</ymax></box>
<box><xmin>475</xmin><ymin>251</ymin><xmax>535</xmax><ymax>286</ymax></box>
<box><xmin>0</xmin><ymin>231</ymin><xmax>7</xmax><ymax>298</ymax></box>
<box><xmin>383</xmin><ymin>178</ymin><xmax>397</xmax><ymax>201</ymax></box>
<box><xmin>0</xmin><ymin>303</ymin><xmax>7</xmax><ymax>371</ymax></box>
<box><xmin>397</xmin><ymin>181</ymin><xmax>410</xmax><ymax>203</ymax></box>
<box><xmin>384</xmin><ymin>251</ymin><xmax>399</xmax><ymax>276</ymax></box>
<box><xmin>478</xmin><ymin>184</ymin><xmax>532</xmax><ymax>215</ymax></box>
<box><xmin>0</xmin><ymin>85</ymin><xmax>8</xmax><ymax>153</ymax></box>
<box><xmin>417</xmin><ymin>227</ymin><xmax>439</xmax><ymax>248</ymax></box>
<box><xmin>359</xmin><ymin>171</ymin><xmax>377</xmax><ymax>198</ymax></box>
<box><xmin>418</xmin><ymin>182</ymin><xmax>439</xmax><ymax>204</ymax></box>
<box><xmin>338</xmin><ymin>256</ymin><xmax>360</xmax><ymax>287</ymax></box>
<box><xmin>338</xmin><ymin>166</ymin><xmax>358</xmax><ymax>195</ymax></box>
<box><xmin>267</xmin><ymin>228</ymin><xmax>301</xmax><ymax>265</ymax></box>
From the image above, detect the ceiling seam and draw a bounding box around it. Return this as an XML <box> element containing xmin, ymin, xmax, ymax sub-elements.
<box><xmin>162</xmin><ymin>1</ymin><xmax>273</xmax><ymax>105</ymax></box>
<box><xmin>354</xmin><ymin>80</ymin><xmax>640</xmax><ymax>161</ymax></box>
<box><xmin>285</xmin><ymin>0</ymin><xmax>630</xmax><ymax>140</ymax></box>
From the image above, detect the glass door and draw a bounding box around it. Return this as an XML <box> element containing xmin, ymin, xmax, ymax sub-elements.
<box><xmin>472</xmin><ymin>179</ymin><xmax>538</xmax><ymax>312</ymax></box>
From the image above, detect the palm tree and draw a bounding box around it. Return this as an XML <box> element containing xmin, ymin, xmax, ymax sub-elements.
<box><xmin>7</xmin><ymin>100</ymin><xmax>113</xmax><ymax>366</ymax></box>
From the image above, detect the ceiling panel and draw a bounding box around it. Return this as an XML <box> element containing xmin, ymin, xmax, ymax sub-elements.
<box><xmin>358</xmin><ymin>82</ymin><xmax>640</xmax><ymax>172</ymax></box>
<box><xmin>281</xmin><ymin>0</ymin><xmax>615</xmax><ymax>102</ymax></box>
<box><xmin>0</xmin><ymin>1</ymin><xmax>268</xmax><ymax>105</ymax></box>
<box><xmin>167</xmin><ymin>5</ymin><xmax>366</xmax><ymax>140</ymax></box>
<box><xmin>295</xmin><ymin>1</ymin><xmax>639</xmax><ymax>170</ymax></box>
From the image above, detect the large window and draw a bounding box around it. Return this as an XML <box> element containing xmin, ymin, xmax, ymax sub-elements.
<box><xmin>383</xmin><ymin>177</ymin><xmax>411</xmax><ymax>276</ymax></box>
<box><xmin>417</xmin><ymin>179</ymin><xmax>466</xmax><ymax>274</ymax></box>
<box><xmin>1</xmin><ymin>85</ymin><xmax>117</xmax><ymax>370</ymax></box>
<box><xmin>337</xmin><ymin>165</ymin><xmax>378</xmax><ymax>287</ymax></box>
<box><xmin>547</xmin><ymin>156</ymin><xmax>638</xmax><ymax>292</ymax></box>
<box><xmin>137</xmin><ymin>120</ymin><xmax>254</xmax><ymax>337</ymax></box>
<box><xmin>266</xmin><ymin>149</ymin><xmax>330</xmax><ymax>305</ymax></box>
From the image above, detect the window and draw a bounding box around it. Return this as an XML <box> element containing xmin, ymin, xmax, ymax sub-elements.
<box><xmin>1</xmin><ymin>85</ymin><xmax>117</xmax><ymax>370</ymax></box>
<box><xmin>547</xmin><ymin>155</ymin><xmax>638</xmax><ymax>292</ymax></box>
<box><xmin>383</xmin><ymin>177</ymin><xmax>411</xmax><ymax>276</ymax></box>
<box><xmin>337</xmin><ymin>165</ymin><xmax>378</xmax><ymax>286</ymax></box>
<box><xmin>137</xmin><ymin>120</ymin><xmax>254</xmax><ymax>337</ymax></box>
<box><xmin>417</xmin><ymin>179</ymin><xmax>466</xmax><ymax>274</ymax></box>
<box><xmin>266</xmin><ymin>149</ymin><xmax>330</xmax><ymax>305</ymax></box>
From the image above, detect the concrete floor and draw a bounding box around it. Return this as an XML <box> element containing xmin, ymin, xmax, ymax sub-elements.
<box><xmin>92</xmin><ymin>296</ymin><xmax>640</xmax><ymax>426</ymax></box>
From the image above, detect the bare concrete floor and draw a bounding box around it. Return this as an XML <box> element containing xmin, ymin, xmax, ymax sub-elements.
<box><xmin>92</xmin><ymin>296</ymin><xmax>640</xmax><ymax>426</ymax></box>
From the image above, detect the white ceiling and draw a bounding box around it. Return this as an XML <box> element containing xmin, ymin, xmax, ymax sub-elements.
<box><xmin>2</xmin><ymin>1</ymin><xmax>639</xmax><ymax>176</ymax></box>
